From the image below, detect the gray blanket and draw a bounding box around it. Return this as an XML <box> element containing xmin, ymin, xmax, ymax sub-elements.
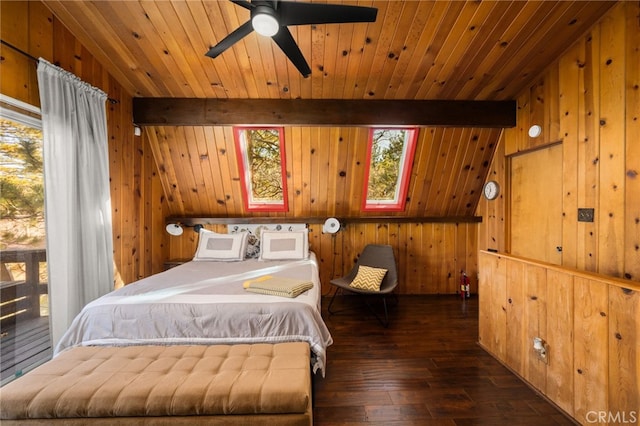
<box><xmin>55</xmin><ymin>253</ymin><xmax>333</xmax><ymax>375</ymax></box>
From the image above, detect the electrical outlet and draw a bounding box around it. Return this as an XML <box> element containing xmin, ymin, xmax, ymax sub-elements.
<box><xmin>533</xmin><ymin>337</ymin><xmax>549</xmax><ymax>365</ymax></box>
<box><xmin>535</xmin><ymin>346</ymin><xmax>549</xmax><ymax>364</ymax></box>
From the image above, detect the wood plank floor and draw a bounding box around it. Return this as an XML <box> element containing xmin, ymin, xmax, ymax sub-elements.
<box><xmin>314</xmin><ymin>295</ymin><xmax>575</xmax><ymax>425</ymax></box>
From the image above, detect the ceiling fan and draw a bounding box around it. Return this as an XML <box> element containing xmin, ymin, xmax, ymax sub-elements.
<box><xmin>205</xmin><ymin>0</ymin><xmax>378</xmax><ymax>78</ymax></box>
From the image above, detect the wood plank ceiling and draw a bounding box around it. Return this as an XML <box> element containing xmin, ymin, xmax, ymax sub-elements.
<box><xmin>41</xmin><ymin>0</ymin><xmax>614</xmax><ymax>219</ymax></box>
<box><xmin>43</xmin><ymin>0</ymin><xmax>613</xmax><ymax>100</ymax></box>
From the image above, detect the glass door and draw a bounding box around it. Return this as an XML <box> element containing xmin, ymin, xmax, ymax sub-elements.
<box><xmin>0</xmin><ymin>95</ymin><xmax>49</xmax><ymax>385</ymax></box>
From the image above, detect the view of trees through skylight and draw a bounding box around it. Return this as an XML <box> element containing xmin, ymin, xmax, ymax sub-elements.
<box><xmin>363</xmin><ymin>128</ymin><xmax>417</xmax><ymax>211</ymax></box>
<box><xmin>234</xmin><ymin>127</ymin><xmax>288</xmax><ymax>211</ymax></box>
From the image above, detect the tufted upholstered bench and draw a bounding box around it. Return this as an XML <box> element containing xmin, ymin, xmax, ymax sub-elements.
<box><xmin>0</xmin><ymin>342</ymin><xmax>312</xmax><ymax>425</ymax></box>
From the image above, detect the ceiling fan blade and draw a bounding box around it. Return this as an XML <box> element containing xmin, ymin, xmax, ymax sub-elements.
<box><xmin>278</xmin><ymin>2</ymin><xmax>377</xmax><ymax>26</ymax></box>
<box><xmin>271</xmin><ymin>27</ymin><xmax>311</xmax><ymax>77</ymax></box>
<box><xmin>205</xmin><ymin>21</ymin><xmax>254</xmax><ymax>58</ymax></box>
<box><xmin>230</xmin><ymin>0</ymin><xmax>254</xmax><ymax>10</ymax></box>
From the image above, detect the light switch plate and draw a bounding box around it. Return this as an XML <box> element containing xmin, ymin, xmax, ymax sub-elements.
<box><xmin>578</xmin><ymin>208</ymin><xmax>594</xmax><ymax>222</ymax></box>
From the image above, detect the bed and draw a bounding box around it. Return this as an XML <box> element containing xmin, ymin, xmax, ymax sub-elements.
<box><xmin>55</xmin><ymin>250</ymin><xmax>332</xmax><ymax>375</ymax></box>
<box><xmin>1</xmin><ymin>226</ymin><xmax>331</xmax><ymax>423</ymax></box>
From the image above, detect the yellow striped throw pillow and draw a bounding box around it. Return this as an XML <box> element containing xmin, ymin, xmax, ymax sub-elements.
<box><xmin>349</xmin><ymin>265</ymin><xmax>388</xmax><ymax>292</ymax></box>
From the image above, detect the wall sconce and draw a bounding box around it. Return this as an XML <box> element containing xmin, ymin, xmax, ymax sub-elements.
<box><xmin>165</xmin><ymin>223</ymin><xmax>204</xmax><ymax>236</ymax></box>
<box><xmin>528</xmin><ymin>124</ymin><xmax>542</xmax><ymax>138</ymax></box>
<box><xmin>322</xmin><ymin>217</ymin><xmax>341</xmax><ymax>234</ymax></box>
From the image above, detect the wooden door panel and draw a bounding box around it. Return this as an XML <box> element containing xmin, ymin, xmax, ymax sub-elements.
<box><xmin>511</xmin><ymin>144</ymin><xmax>563</xmax><ymax>264</ymax></box>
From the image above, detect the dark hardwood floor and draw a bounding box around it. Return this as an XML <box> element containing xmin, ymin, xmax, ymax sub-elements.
<box><xmin>314</xmin><ymin>295</ymin><xmax>575</xmax><ymax>425</ymax></box>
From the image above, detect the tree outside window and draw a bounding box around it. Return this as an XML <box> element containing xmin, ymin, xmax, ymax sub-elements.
<box><xmin>1</xmin><ymin>106</ymin><xmax>48</xmax><ymax>302</ymax></box>
<box><xmin>362</xmin><ymin>128</ymin><xmax>417</xmax><ymax>211</ymax></box>
<box><xmin>0</xmin><ymin>117</ymin><xmax>45</xmax><ymax>249</ymax></box>
<box><xmin>234</xmin><ymin>127</ymin><xmax>288</xmax><ymax>212</ymax></box>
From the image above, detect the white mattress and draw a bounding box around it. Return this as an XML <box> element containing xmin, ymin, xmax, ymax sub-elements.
<box><xmin>55</xmin><ymin>253</ymin><xmax>333</xmax><ymax>375</ymax></box>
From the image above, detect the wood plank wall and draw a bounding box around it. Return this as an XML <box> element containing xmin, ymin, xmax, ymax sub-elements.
<box><xmin>167</xmin><ymin>221</ymin><xmax>477</xmax><ymax>296</ymax></box>
<box><xmin>147</xmin><ymin>125</ymin><xmax>499</xmax><ymax>219</ymax></box>
<box><xmin>476</xmin><ymin>3</ymin><xmax>640</xmax><ymax>423</ymax></box>
<box><xmin>477</xmin><ymin>1</ymin><xmax>640</xmax><ymax>283</ymax></box>
<box><xmin>479</xmin><ymin>251</ymin><xmax>639</xmax><ymax>424</ymax></box>
<box><xmin>0</xmin><ymin>1</ymin><xmax>166</xmax><ymax>285</ymax></box>
<box><xmin>153</xmin><ymin>123</ymin><xmax>493</xmax><ymax>295</ymax></box>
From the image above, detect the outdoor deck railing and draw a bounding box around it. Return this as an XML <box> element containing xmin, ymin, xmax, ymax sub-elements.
<box><xmin>0</xmin><ymin>249</ymin><xmax>48</xmax><ymax>330</ymax></box>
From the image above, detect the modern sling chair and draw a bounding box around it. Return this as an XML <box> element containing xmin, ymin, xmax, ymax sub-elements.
<box><xmin>327</xmin><ymin>244</ymin><xmax>398</xmax><ymax>327</ymax></box>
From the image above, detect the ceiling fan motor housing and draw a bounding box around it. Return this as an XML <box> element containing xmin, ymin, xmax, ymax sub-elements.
<box><xmin>207</xmin><ymin>0</ymin><xmax>378</xmax><ymax>77</ymax></box>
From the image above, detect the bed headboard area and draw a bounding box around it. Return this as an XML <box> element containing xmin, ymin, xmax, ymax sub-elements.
<box><xmin>227</xmin><ymin>223</ymin><xmax>308</xmax><ymax>260</ymax></box>
<box><xmin>227</xmin><ymin>223</ymin><xmax>308</xmax><ymax>234</ymax></box>
<box><xmin>164</xmin><ymin>217</ymin><xmax>316</xmax><ymax>262</ymax></box>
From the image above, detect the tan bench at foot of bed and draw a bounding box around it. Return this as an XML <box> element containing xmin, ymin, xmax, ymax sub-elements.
<box><xmin>0</xmin><ymin>342</ymin><xmax>312</xmax><ymax>425</ymax></box>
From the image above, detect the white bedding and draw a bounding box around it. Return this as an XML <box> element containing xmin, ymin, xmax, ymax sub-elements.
<box><xmin>55</xmin><ymin>253</ymin><xmax>333</xmax><ymax>375</ymax></box>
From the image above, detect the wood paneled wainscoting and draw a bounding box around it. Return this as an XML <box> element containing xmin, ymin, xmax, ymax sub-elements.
<box><xmin>165</xmin><ymin>220</ymin><xmax>479</xmax><ymax>296</ymax></box>
<box><xmin>478</xmin><ymin>251</ymin><xmax>639</xmax><ymax>425</ymax></box>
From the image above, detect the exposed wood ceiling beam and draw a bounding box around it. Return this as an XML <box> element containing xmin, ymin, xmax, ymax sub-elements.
<box><xmin>133</xmin><ymin>99</ymin><xmax>516</xmax><ymax>127</ymax></box>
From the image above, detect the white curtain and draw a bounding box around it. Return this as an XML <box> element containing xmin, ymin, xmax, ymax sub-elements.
<box><xmin>37</xmin><ymin>59</ymin><xmax>114</xmax><ymax>348</ymax></box>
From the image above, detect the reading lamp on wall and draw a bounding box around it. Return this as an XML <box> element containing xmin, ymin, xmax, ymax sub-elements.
<box><xmin>322</xmin><ymin>217</ymin><xmax>341</xmax><ymax>234</ymax></box>
<box><xmin>165</xmin><ymin>223</ymin><xmax>204</xmax><ymax>236</ymax></box>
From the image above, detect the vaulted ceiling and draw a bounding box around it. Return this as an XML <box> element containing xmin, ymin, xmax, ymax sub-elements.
<box><xmin>40</xmin><ymin>1</ymin><xmax>615</xmax><ymax>219</ymax></box>
<box><xmin>43</xmin><ymin>0</ymin><xmax>613</xmax><ymax>101</ymax></box>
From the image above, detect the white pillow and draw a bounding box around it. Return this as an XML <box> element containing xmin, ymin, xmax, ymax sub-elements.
<box><xmin>259</xmin><ymin>229</ymin><xmax>309</xmax><ymax>260</ymax></box>
<box><xmin>193</xmin><ymin>229</ymin><xmax>248</xmax><ymax>261</ymax></box>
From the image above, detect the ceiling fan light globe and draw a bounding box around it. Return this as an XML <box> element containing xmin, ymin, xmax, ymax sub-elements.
<box><xmin>252</xmin><ymin>13</ymin><xmax>279</xmax><ymax>37</ymax></box>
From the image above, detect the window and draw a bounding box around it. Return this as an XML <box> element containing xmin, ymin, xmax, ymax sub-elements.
<box><xmin>234</xmin><ymin>127</ymin><xmax>288</xmax><ymax>212</ymax></box>
<box><xmin>0</xmin><ymin>95</ymin><xmax>49</xmax><ymax>383</ymax></box>
<box><xmin>362</xmin><ymin>128</ymin><xmax>417</xmax><ymax>211</ymax></box>
<box><xmin>0</xmin><ymin>97</ymin><xmax>45</xmax><ymax>251</ymax></box>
